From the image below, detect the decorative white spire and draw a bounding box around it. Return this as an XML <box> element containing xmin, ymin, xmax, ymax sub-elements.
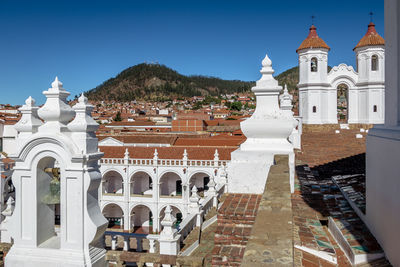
<box><xmin>206</xmin><ymin>175</ymin><xmax>217</xmax><ymax>196</ymax></box>
<box><xmin>214</xmin><ymin>149</ymin><xmax>219</xmax><ymax>161</ymax></box>
<box><xmin>280</xmin><ymin>84</ymin><xmax>293</xmax><ymax>111</ymax></box>
<box><xmin>160</xmin><ymin>205</ymin><xmax>177</xmax><ymax>238</ymax></box>
<box><xmin>190</xmin><ymin>185</ymin><xmax>200</xmax><ymax>203</ymax></box>
<box><xmin>239</xmin><ymin>53</ymin><xmax>293</xmax><ymax>151</ymax></box>
<box><xmin>2</xmin><ymin>196</ymin><xmax>15</xmax><ymax>217</ymax></box>
<box><xmin>182</xmin><ymin>149</ymin><xmax>188</xmax><ymax>161</ymax></box>
<box><xmin>38</xmin><ymin>77</ymin><xmax>75</xmax><ymax>131</ymax></box>
<box><xmin>124</xmin><ymin>148</ymin><xmax>130</xmax><ymax>159</ymax></box>
<box><xmin>253</xmin><ymin>53</ymin><xmax>281</xmax><ymax>93</ymax></box>
<box><xmin>14</xmin><ymin>96</ymin><xmax>42</xmax><ymax>134</ymax></box>
<box><xmin>153</xmin><ymin>149</ymin><xmax>159</xmax><ymax>160</ymax></box>
<box><xmin>50</xmin><ymin>76</ymin><xmax>63</xmax><ymax>91</ymax></box>
<box><xmin>68</xmin><ymin>93</ymin><xmax>98</xmax><ymax>133</ymax></box>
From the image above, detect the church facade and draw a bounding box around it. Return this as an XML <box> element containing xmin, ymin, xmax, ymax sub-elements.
<box><xmin>297</xmin><ymin>23</ymin><xmax>385</xmax><ymax>124</ymax></box>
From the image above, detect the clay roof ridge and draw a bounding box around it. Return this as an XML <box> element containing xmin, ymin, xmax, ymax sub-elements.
<box><xmin>296</xmin><ymin>24</ymin><xmax>330</xmax><ymax>53</ymax></box>
<box><xmin>353</xmin><ymin>22</ymin><xmax>385</xmax><ymax>50</ymax></box>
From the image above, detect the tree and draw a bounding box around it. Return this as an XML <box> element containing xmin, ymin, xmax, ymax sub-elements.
<box><xmin>114</xmin><ymin>111</ymin><xmax>122</xmax><ymax>122</ymax></box>
<box><xmin>230</xmin><ymin>101</ymin><xmax>242</xmax><ymax>111</ymax></box>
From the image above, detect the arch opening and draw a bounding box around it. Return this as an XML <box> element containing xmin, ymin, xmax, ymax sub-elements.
<box><xmin>337</xmin><ymin>83</ymin><xmax>349</xmax><ymax>122</ymax></box>
<box><xmin>311</xmin><ymin>57</ymin><xmax>318</xmax><ymax>72</ymax></box>
<box><xmin>371</xmin><ymin>55</ymin><xmax>378</xmax><ymax>71</ymax></box>
<box><xmin>189</xmin><ymin>172</ymin><xmax>211</xmax><ymax>197</ymax></box>
<box><xmin>102</xmin><ymin>203</ymin><xmax>124</xmax><ymax>230</ymax></box>
<box><xmin>36</xmin><ymin>156</ymin><xmax>61</xmax><ymax>249</ymax></box>
<box><xmin>131</xmin><ymin>205</ymin><xmax>153</xmax><ymax>234</ymax></box>
<box><xmin>130</xmin><ymin>171</ymin><xmax>153</xmax><ymax>197</ymax></box>
<box><xmin>102</xmin><ymin>171</ymin><xmax>124</xmax><ymax>195</ymax></box>
<box><xmin>159</xmin><ymin>172</ymin><xmax>182</xmax><ymax>197</ymax></box>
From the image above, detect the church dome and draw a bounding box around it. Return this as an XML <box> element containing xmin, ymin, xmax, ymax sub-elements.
<box><xmin>353</xmin><ymin>22</ymin><xmax>385</xmax><ymax>50</ymax></box>
<box><xmin>296</xmin><ymin>25</ymin><xmax>330</xmax><ymax>53</ymax></box>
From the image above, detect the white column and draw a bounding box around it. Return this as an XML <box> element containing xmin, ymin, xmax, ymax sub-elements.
<box><xmin>366</xmin><ymin>2</ymin><xmax>400</xmax><ymax>266</ymax></box>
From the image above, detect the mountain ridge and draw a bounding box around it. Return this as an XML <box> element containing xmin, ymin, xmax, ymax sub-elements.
<box><xmin>85</xmin><ymin>63</ymin><xmax>299</xmax><ymax>102</ymax></box>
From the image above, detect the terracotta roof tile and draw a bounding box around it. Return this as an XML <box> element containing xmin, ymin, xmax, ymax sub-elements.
<box><xmin>354</xmin><ymin>22</ymin><xmax>385</xmax><ymax>50</ymax></box>
<box><xmin>174</xmin><ymin>137</ymin><xmax>244</xmax><ymax>147</ymax></box>
<box><xmin>98</xmin><ymin>135</ymin><xmax>177</xmax><ymax>145</ymax></box>
<box><xmin>297</xmin><ymin>25</ymin><xmax>330</xmax><ymax>52</ymax></box>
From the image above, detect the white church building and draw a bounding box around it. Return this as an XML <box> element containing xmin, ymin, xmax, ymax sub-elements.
<box><xmin>297</xmin><ymin>22</ymin><xmax>385</xmax><ymax>124</ymax></box>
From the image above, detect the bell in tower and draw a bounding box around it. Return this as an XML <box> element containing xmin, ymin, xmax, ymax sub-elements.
<box><xmin>41</xmin><ymin>167</ymin><xmax>60</xmax><ymax>205</ymax></box>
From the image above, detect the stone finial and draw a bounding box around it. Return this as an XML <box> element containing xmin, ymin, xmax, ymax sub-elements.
<box><xmin>280</xmin><ymin>84</ymin><xmax>293</xmax><ymax>110</ymax></box>
<box><xmin>25</xmin><ymin>96</ymin><xmax>35</xmax><ymax>107</ymax></box>
<box><xmin>68</xmin><ymin>93</ymin><xmax>98</xmax><ymax>133</ymax></box>
<box><xmin>50</xmin><ymin>76</ymin><xmax>63</xmax><ymax>92</ymax></box>
<box><xmin>124</xmin><ymin>148</ymin><xmax>130</xmax><ymax>159</ymax></box>
<box><xmin>190</xmin><ymin>185</ymin><xmax>200</xmax><ymax>203</ymax></box>
<box><xmin>14</xmin><ymin>96</ymin><xmax>43</xmax><ymax>134</ymax></box>
<box><xmin>38</xmin><ymin>77</ymin><xmax>76</xmax><ymax>130</ymax></box>
<box><xmin>160</xmin><ymin>205</ymin><xmax>177</xmax><ymax>238</ymax></box>
<box><xmin>153</xmin><ymin>149</ymin><xmax>159</xmax><ymax>160</ymax></box>
<box><xmin>214</xmin><ymin>149</ymin><xmax>219</xmax><ymax>161</ymax></box>
<box><xmin>2</xmin><ymin>196</ymin><xmax>15</xmax><ymax>217</ymax></box>
<box><xmin>206</xmin><ymin>176</ymin><xmax>217</xmax><ymax>196</ymax></box>
<box><xmin>208</xmin><ymin>175</ymin><xmax>216</xmax><ymax>188</ymax></box>
<box><xmin>182</xmin><ymin>149</ymin><xmax>188</xmax><ymax>161</ymax></box>
<box><xmin>253</xmin><ymin>53</ymin><xmax>281</xmax><ymax>93</ymax></box>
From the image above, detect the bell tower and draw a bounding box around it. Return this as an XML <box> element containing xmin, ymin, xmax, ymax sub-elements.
<box><xmin>297</xmin><ymin>25</ymin><xmax>337</xmax><ymax>124</ymax></box>
<box><xmin>5</xmin><ymin>78</ymin><xmax>107</xmax><ymax>267</ymax></box>
<box><xmin>354</xmin><ymin>22</ymin><xmax>385</xmax><ymax>124</ymax></box>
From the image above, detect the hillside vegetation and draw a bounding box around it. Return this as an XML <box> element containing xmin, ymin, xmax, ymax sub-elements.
<box><xmin>85</xmin><ymin>63</ymin><xmax>304</xmax><ymax>102</ymax></box>
<box><xmin>85</xmin><ymin>63</ymin><xmax>254</xmax><ymax>101</ymax></box>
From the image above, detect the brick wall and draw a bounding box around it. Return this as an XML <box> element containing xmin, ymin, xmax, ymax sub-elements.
<box><xmin>212</xmin><ymin>194</ymin><xmax>261</xmax><ymax>266</ymax></box>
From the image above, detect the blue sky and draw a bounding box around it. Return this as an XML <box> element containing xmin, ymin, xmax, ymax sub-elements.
<box><xmin>0</xmin><ymin>0</ymin><xmax>384</xmax><ymax>105</ymax></box>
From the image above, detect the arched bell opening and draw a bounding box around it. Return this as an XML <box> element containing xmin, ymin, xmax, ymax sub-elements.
<box><xmin>36</xmin><ymin>156</ymin><xmax>62</xmax><ymax>249</ymax></box>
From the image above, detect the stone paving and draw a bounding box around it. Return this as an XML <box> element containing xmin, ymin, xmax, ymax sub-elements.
<box><xmin>241</xmin><ymin>155</ymin><xmax>293</xmax><ymax>267</ymax></box>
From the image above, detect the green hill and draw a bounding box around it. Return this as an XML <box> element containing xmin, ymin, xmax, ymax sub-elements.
<box><xmin>85</xmin><ymin>63</ymin><xmax>307</xmax><ymax>102</ymax></box>
<box><xmin>85</xmin><ymin>63</ymin><xmax>254</xmax><ymax>101</ymax></box>
<box><xmin>275</xmin><ymin>66</ymin><xmax>299</xmax><ymax>94</ymax></box>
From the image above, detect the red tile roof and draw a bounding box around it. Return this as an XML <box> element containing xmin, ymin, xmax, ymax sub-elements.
<box><xmin>297</xmin><ymin>25</ymin><xmax>330</xmax><ymax>53</ymax></box>
<box><xmin>108</xmin><ymin>121</ymin><xmax>156</xmax><ymax>126</ymax></box>
<box><xmin>98</xmin><ymin>135</ymin><xmax>177</xmax><ymax>145</ymax></box>
<box><xmin>174</xmin><ymin>137</ymin><xmax>244</xmax><ymax>147</ymax></box>
<box><xmin>354</xmin><ymin>22</ymin><xmax>385</xmax><ymax>50</ymax></box>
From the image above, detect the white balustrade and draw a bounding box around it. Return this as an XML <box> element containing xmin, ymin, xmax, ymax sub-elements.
<box><xmin>177</xmin><ymin>213</ymin><xmax>197</xmax><ymax>242</ymax></box>
<box><xmin>100</xmin><ymin>157</ymin><xmax>229</xmax><ymax>167</ymax></box>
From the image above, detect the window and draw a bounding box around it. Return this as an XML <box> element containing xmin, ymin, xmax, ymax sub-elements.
<box><xmin>373</xmin><ymin>105</ymin><xmax>377</xmax><ymax>112</ymax></box>
<box><xmin>312</xmin><ymin>106</ymin><xmax>317</xmax><ymax>113</ymax></box>
<box><xmin>371</xmin><ymin>55</ymin><xmax>378</xmax><ymax>71</ymax></box>
<box><xmin>311</xmin><ymin>57</ymin><xmax>318</xmax><ymax>72</ymax></box>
